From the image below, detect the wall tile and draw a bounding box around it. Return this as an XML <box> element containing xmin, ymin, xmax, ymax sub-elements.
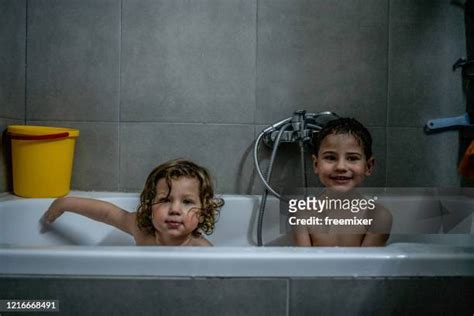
<box><xmin>257</xmin><ymin>0</ymin><xmax>388</xmax><ymax>126</ymax></box>
<box><xmin>120</xmin><ymin>123</ymin><xmax>255</xmax><ymax>193</ymax></box>
<box><xmin>121</xmin><ymin>0</ymin><xmax>256</xmax><ymax>124</ymax></box>
<box><xmin>252</xmin><ymin>137</ymin><xmax>314</xmax><ymax>195</ymax></box>
<box><xmin>388</xmin><ymin>0</ymin><xmax>465</xmax><ymax>127</ymax></box>
<box><xmin>366</xmin><ymin>127</ymin><xmax>387</xmax><ymax>187</ymax></box>
<box><xmin>1</xmin><ymin>0</ymin><xmax>468</xmax><ymax>194</ymax></box>
<box><xmin>27</xmin><ymin>0</ymin><xmax>120</xmax><ymax>121</ymax></box>
<box><xmin>0</xmin><ymin>119</ymin><xmax>24</xmax><ymax>193</ymax></box>
<box><xmin>0</xmin><ymin>0</ymin><xmax>26</xmax><ymax>119</ymax></box>
<box><xmin>28</xmin><ymin>121</ymin><xmax>120</xmax><ymax>191</ymax></box>
<box><xmin>386</xmin><ymin>128</ymin><xmax>460</xmax><ymax>187</ymax></box>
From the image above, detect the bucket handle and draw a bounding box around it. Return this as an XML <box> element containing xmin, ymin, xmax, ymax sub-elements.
<box><xmin>8</xmin><ymin>132</ymin><xmax>70</xmax><ymax>140</ymax></box>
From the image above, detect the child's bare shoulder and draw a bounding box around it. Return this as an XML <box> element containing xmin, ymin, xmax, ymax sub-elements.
<box><xmin>373</xmin><ymin>203</ymin><xmax>392</xmax><ymax>220</ymax></box>
<box><xmin>190</xmin><ymin>236</ymin><xmax>213</xmax><ymax>247</ymax></box>
<box><xmin>368</xmin><ymin>203</ymin><xmax>393</xmax><ymax>232</ymax></box>
<box><xmin>128</xmin><ymin>212</ymin><xmax>152</xmax><ymax>244</ymax></box>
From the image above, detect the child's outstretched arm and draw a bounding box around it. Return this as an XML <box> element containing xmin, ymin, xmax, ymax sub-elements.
<box><xmin>41</xmin><ymin>197</ymin><xmax>136</xmax><ymax>235</ymax></box>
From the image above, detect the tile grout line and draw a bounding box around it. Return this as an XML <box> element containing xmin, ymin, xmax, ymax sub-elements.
<box><xmin>24</xmin><ymin>0</ymin><xmax>28</xmax><ymax>125</ymax></box>
<box><xmin>385</xmin><ymin>0</ymin><xmax>391</xmax><ymax>187</ymax></box>
<box><xmin>117</xmin><ymin>0</ymin><xmax>123</xmax><ymax>192</ymax></box>
<box><xmin>286</xmin><ymin>278</ymin><xmax>290</xmax><ymax>316</ymax></box>
<box><xmin>254</xmin><ymin>0</ymin><xmax>259</xmax><ymax>136</ymax></box>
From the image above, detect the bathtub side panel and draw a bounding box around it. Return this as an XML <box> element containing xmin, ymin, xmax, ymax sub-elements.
<box><xmin>0</xmin><ymin>276</ymin><xmax>288</xmax><ymax>316</ymax></box>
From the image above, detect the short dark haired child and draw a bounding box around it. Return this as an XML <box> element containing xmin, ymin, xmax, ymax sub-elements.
<box><xmin>293</xmin><ymin>117</ymin><xmax>392</xmax><ymax>247</ymax></box>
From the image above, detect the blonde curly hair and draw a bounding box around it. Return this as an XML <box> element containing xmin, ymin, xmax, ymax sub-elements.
<box><xmin>136</xmin><ymin>159</ymin><xmax>224</xmax><ymax>237</ymax></box>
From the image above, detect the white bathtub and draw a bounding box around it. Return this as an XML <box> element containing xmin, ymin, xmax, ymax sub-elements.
<box><xmin>1</xmin><ymin>191</ymin><xmax>473</xmax><ymax>277</ymax></box>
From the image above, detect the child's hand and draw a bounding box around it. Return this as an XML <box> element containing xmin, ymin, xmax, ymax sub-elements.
<box><xmin>40</xmin><ymin>198</ymin><xmax>66</xmax><ymax>225</ymax></box>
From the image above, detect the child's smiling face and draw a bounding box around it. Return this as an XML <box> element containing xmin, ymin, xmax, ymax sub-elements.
<box><xmin>312</xmin><ymin>133</ymin><xmax>374</xmax><ymax>192</ymax></box>
<box><xmin>151</xmin><ymin>176</ymin><xmax>202</xmax><ymax>245</ymax></box>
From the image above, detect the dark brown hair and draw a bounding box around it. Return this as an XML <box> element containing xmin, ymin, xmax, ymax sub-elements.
<box><xmin>136</xmin><ymin>159</ymin><xmax>224</xmax><ymax>237</ymax></box>
<box><xmin>312</xmin><ymin>117</ymin><xmax>373</xmax><ymax>159</ymax></box>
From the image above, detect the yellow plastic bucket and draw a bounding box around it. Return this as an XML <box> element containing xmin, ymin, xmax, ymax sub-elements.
<box><xmin>7</xmin><ymin>125</ymin><xmax>79</xmax><ymax>198</ymax></box>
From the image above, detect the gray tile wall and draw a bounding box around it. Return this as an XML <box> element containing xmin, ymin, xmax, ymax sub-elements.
<box><xmin>0</xmin><ymin>0</ymin><xmax>468</xmax><ymax>193</ymax></box>
<box><xmin>0</xmin><ymin>0</ymin><xmax>26</xmax><ymax>191</ymax></box>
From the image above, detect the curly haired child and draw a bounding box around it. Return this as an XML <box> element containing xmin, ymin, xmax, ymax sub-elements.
<box><xmin>42</xmin><ymin>159</ymin><xmax>224</xmax><ymax>246</ymax></box>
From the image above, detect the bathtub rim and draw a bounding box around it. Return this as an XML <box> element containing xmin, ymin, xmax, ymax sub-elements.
<box><xmin>1</xmin><ymin>191</ymin><xmax>474</xmax><ymax>277</ymax></box>
<box><xmin>1</xmin><ymin>243</ymin><xmax>474</xmax><ymax>277</ymax></box>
